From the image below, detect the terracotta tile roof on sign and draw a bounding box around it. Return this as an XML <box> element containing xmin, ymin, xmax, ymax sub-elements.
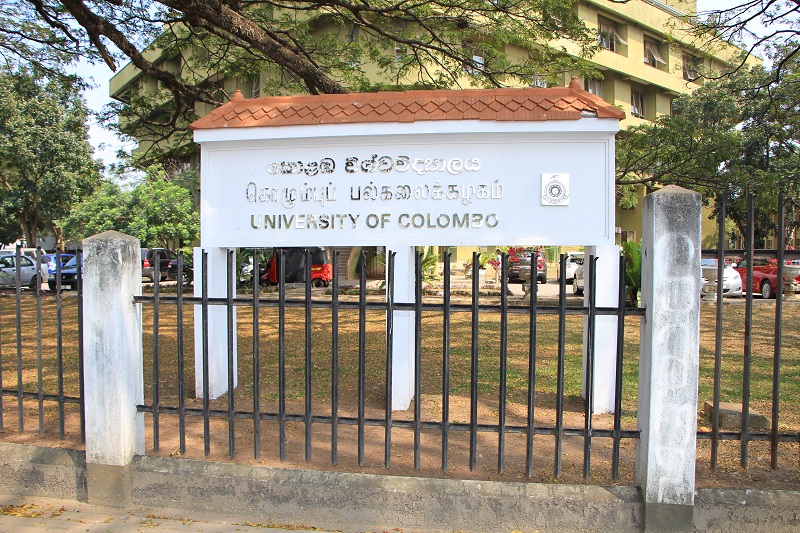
<box><xmin>190</xmin><ymin>77</ymin><xmax>625</xmax><ymax>130</ymax></box>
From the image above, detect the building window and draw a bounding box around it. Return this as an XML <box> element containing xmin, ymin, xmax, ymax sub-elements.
<box><xmin>462</xmin><ymin>41</ymin><xmax>485</xmax><ymax>75</ymax></box>
<box><xmin>584</xmin><ymin>78</ymin><xmax>603</xmax><ymax>98</ymax></box>
<box><xmin>395</xmin><ymin>43</ymin><xmax>407</xmax><ymax>62</ymax></box>
<box><xmin>247</xmin><ymin>75</ymin><xmax>260</xmax><ymax>98</ymax></box>
<box><xmin>644</xmin><ymin>39</ymin><xmax>667</xmax><ymax>68</ymax></box>
<box><xmin>683</xmin><ymin>55</ymin><xmax>700</xmax><ymax>81</ymax></box>
<box><xmin>631</xmin><ymin>90</ymin><xmax>645</xmax><ymax>118</ymax></box>
<box><xmin>530</xmin><ymin>75</ymin><xmax>548</xmax><ymax>88</ymax></box>
<box><xmin>598</xmin><ymin>20</ymin><xmax>626</xmax><ymax>52</ymax></box>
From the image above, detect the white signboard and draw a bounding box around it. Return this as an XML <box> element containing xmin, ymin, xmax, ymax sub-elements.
<box><xmin>199</xmin><ymin>129</ymin><xmax>615</xmax><ymax>247</ymax></box>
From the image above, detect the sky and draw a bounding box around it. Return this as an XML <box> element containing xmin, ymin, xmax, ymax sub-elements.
<box><xmin>75</xmin><ymin>0</ymin><xmax>761</xmax><ymax>171</ymax></box>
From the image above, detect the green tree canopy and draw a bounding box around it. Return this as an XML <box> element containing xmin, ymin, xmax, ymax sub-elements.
<box><xmin>2</xmin><ymin>1</ymin><xmax>600</xmax><ymax>163</ymax></box>
<box><xmin>0</xmin><ymin>67</ymin><xmax>101</xmax><ymax>248</ymax></box>
<box><xmin>615</xmin><ymin>45</ymin><xmax>800</xmax><ymax>247</ymax></box>
<box><xmin>60</xmin><ymin>164</ymin><xmax>199</xmax><ymax>250</ymax></box>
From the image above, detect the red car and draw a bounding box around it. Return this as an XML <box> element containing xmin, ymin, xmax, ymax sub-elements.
<box><xmin>733</xmin><ymin>258</ymin><xmax>800</xmax><ymax>299</ymax></box>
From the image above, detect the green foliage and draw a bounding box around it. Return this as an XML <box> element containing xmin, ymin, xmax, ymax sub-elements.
<box><xmin>0</xmin><ymin>67</ymin><xmax>101</xmax><ymax>247</ymax></box>
<box><xmin>59</xmin><ymin>181</ymin><xmax>131</xmax><ymax>242</ymax></box>
<box><xmin>3</xmin><ymin>1</ymin><xmax>599</xmax><ymax>164</ymax></box>
<box><xmin>60</xmin><ymin>164</ymin><xmax>199</xmax><ymax>250</ymax></box>
<box><xmin>615</xmin><ymin>53</ymin><xmax>800</xmax><ymax>245</ymax></box>
<box><xmin>420</xmin><ymin>247</ymin><xmax>441</xmax><ymax>283</ymax></box>
<box><xmin>622</xmin><ymin>241</ymin><xmax>642</xmax><ymax>307</ymax></box>
<box><xmin>126</xmin><ymin>165</ymin><xmax>199</xmax><ymax>248</ymax></box>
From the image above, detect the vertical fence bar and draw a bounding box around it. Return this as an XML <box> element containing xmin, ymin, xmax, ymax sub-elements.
<box><xmin>177</xmin><ymin>251</ymin><xmax>186</xmax><ymax>456</ymax></box>
<box><xmin>525</xmin><ymin>268</ymin><xmax>539</xmax><ymax>479</ymax></box>
<box><xmin>278</xmin><ymin>250</ymin><xmax>287</xmax><ymax>461</ymax></box>
<box><xmin>304</xmin><ymin>248</ymin><xmax>313</xmax><ymax>462</ymax></box>
<box><xmin>56</xmin><ymin>250</ymin><xmax>65</xmax><ymax>439</ymax></box>
<box><xmin>414</xmin><ymin>250</ymin><xmax>422</xmax><ymax>471</ymax></box>
<box><xmin>202</xmin><ymin>251</ymin><xmax>211</xmax><ymax>456</ymax></box>
<box><xmin>16</xmin><ymin>245</ymin><xmax>23</xmax><ymax>433</ymax></box>
<box><xmin>611</xmin><ymin>254</ymin><xmax>626</xmax><ymax>480</ymax></box>
<box><xmin>772</xmin><ymin>192</ymin><xmax>785</xmax><ymax>469</ymax></box>
<box><xmin>442</xmin><ymin>252</ymin><xmax>451</xmax><ymax>472</ymax></box>
<box><xmin>742</xmin><ymin>191</ymin><xmax>754</xmax><ymax>467</ymax></box>
<box><xmin>554</xmin><ymin>254</ymin><xmax>568</xmax><ymax>478</ymax></box>
<box><xmin>583</xmin><ymin>256</ymin><xmax>597</xmax><ymax>480</ymax></box>
<box><xmin>358</xmin><ymin>250</ymin><xmax>367</xmax><ymax>466</ymax></box>
<box><xmin>498</xmin><ymin>254</ymin><xmax>508</xmax><ymax>475</ymax></box>
<box><xmin>226</xmin><ymin>250</ymin><xmax>236</xmax><ymax>458</ymax></box>
<box><xmin>384</xmin><ymin>251</ymin><xmax>395</xmax><ymax>468</ymax></box>
<box><xmin>77</xmin><ymin>252</ymin><xmax>85</xmax><ymax>442</ymax></box>
<box><xmin>0</xmin><ymin>272</ymin><xmax>3</xmax><ymax>431</ymax></box>
<box><xmin>152</xmin><ymin>252</ymin><xmax>161</xmax><ymax>452</ymax></box>
<box><xmin>36</xmin><ymin>248</ymin><xmax>43</xmax><ymax>436</ymax></box>
<box><xmin>252</xmin><ymin>249</ymin><xmax>261</xmax><ymax>460</ymax></box>
<box><xmin>711</xmin><ymin>194</ymin><xmax>726</xmax><ymax>469</ymax></box>
<box><xmin>331</xmin><ymin>251</ymin><xmax>339</xmax><ymax>465</ymax></box>
<box><xmin>469</xmin><ymin>251</ymin><xmax>480</xmax><ymax>472</ymax></box>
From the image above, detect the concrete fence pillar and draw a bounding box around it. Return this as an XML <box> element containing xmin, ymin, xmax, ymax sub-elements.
<box><xmin>82</xmin><ymin>231</ymin><xmax>145</xmax><ymax>507</ymax></box>
<box><xmin>636</xmin><ymin>186</ymin><xmax>702</xmax><ymax>531</ymax></box>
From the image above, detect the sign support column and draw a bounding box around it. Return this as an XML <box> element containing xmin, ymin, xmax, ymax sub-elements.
<box><xmin>390</xmin><ymin>246</ymin><xmax>415</xmax><ymax>410</ymax></box>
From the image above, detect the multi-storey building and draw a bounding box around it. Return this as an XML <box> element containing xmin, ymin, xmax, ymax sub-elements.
<box><xmin>109</xmin><ymin>0</ymin><xmax>754</xmax><ymax>270</ymax></box>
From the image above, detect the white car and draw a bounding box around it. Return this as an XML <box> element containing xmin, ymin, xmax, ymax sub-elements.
<box><xmin>701</xmin><ymin>258</ymin><xmax>742</xmax><ymax>298</ymax></box>
<box><xmin>0</xmin><ymin>253</ymin><xmax>40</xmax><ymax>289</ymax></box>
<box><xmin>557</xmin><ymin>252</ymin><xmax>584</xmax><ymax>284</ymax></box>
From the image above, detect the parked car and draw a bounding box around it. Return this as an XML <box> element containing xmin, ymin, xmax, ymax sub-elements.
<box><xmin>42</xmin><ymin>253</ymin><xmax>75</xmax><ymax>275</ymax></box>
<box><xmin>141</xmin><ymin>248</ymin><xmax>178</xmax><ymax>282</ymax></box>
<box><xmin>167</xmin><ymin>254</ymin><xmax>193</xmax><ymax>285</ymax></box>
<box><xmin>556</xmin><ymin>252</ymin><xmax>584</xmax><ymax>284</ymax></box>
<box><xmin>508</xmin><ymin>250</ymin><xmax>547</xmax><ymax>284</ymax></box>
<box><xmin>48</xmin><ymin>255</ymin><xmax>81</xmax><ymax>290</ymax></box>
<box><xmin>700</xmin><ymin>258</ymin><xmax>742</xmax><ymax>298</ymax></box>
<box><xmin>0</xmin><ymin>253</ymin><xmax>40</xmax><ymax>289</ymax></box>
<box><xmin>573</xmin><ymin>264</ymin><xmax>585</xmax><ymax>295</ymax></box>
<box><xmin>733</xmin><ymin>257</ymin><xmax>800</xmax><ymax>299</ymax></box>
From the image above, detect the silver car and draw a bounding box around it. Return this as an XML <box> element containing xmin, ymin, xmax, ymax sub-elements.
<box><xmin>0</xmin><ymin>254</ymin><xmax>40</xmax><ymax>288</ymax></box>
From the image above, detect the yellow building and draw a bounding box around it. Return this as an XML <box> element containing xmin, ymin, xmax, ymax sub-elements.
<box><xmin>109</xmin><ymin>0</ymin><xmax>752</xmax><ymax>270</ymax></box>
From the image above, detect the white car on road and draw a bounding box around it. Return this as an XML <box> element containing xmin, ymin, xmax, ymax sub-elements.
<box><xmin>557</xmin><ymin>252</ymin><xmax>584</xmax><ymax>284</ymax></box>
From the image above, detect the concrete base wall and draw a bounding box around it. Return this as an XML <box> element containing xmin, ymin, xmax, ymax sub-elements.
<box><xmin>2</xmin><ymin>443</ymin><xmax>800</xmax><ymax>532</ymax></box>
<box><xmin>130</xmin><ymin>456</ymin><xmax>642</xmax><ymax>532</ymax></box>
<box><xmin>0</xmin><ymin>442</ymin><xmax>87</xmax><ymax>501</ymax></box>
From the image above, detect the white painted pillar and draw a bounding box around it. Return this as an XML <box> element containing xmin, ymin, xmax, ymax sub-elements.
<box><xmin>636</xmin><ymin>185</ymin><xmax>702</xmax><ymax>531</ymax></box>
<box><xmin>389</xmin><ymin>246</ymin><xmax>415</xmax><ymax>410</ymax></box>
<box><xmin>581</xmin><ymin>244</ymin><xmax>620</xmax><ymax>414</ymax></box>
<box><xmin>194</xmin><ymin>247</ymin><xmax>238</xmax><ymax>399</ymax></box>
<box><xmin>82</xmin><ymin>231</ymin><xmax>144</xmax><ymax>506</ymax></box>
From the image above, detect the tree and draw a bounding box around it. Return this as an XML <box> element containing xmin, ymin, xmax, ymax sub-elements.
<box><xmin>615</xmin><ymin>49</ymin><xmax>800</xmax><ymax>247</ymax></box>
<box><xmin>684</xmin><ymin>0</ymin><xmax>800</xmax><ymax>85</ymax></box>
<box><xmin>3</xmin><ymin>1</ymin><xmax>599</xmax><ymax>162</ymax></box>
<box><xmin>127</xmin><ymin>165</ymin><xmax>199</xmax><ymax>249</ymax></box>
<box><xmin>60</xmin><ymin>164</ymin><xmax>199</xmax><ymax>249</ymax></box>
<box><xmin>59</xmin><ymin>180</ymin><xmax>132</xmax><ymax>243</ymax></box>
<box><xmin>0</xmin><ymin>68</ymin><xmax>101</xmax><ymax>248</ymax></box>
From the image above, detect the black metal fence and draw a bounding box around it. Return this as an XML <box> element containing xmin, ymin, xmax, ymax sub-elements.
<box><xmin>2</xmin><ymin>201</ymin><xmax>799</xmax><ymax>483</ymax></box>
<box><xmin>0</xmin><ymin>247</ymin><xmax>84</xmax><ymax>443</ymax></box>
<box><xmin>699</xmin><ymin>192</ymin><xmax>800</xmax><ymax>471</ymax></box>
<box><xmin>133</xmin><ymin>249</ymin><xmax>642</xmax><ymax>482</ymax></box>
